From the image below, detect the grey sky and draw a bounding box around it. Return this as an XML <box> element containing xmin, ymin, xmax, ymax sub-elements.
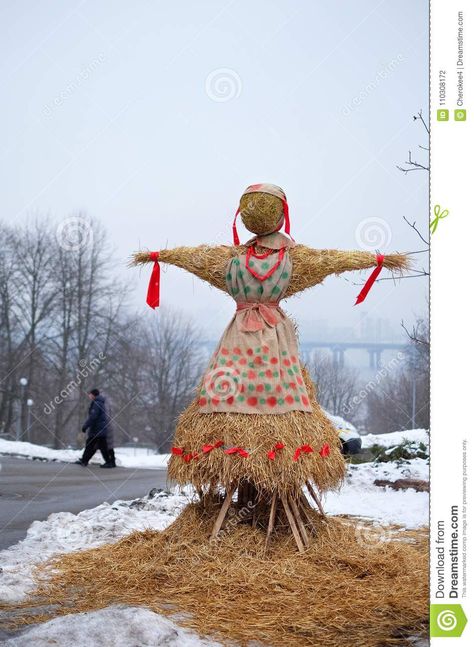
<box><xmin>1</xmin><ymin>0</ymin><xmax>428</xmax><ymax>340</ymax></box>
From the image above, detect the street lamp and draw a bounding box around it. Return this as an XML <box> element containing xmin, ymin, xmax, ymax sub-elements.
<box><xmin>16</xmin><ymin>377</ymin><xmax>28</xmax><ymax>441</ymax></box>
<box><xmin>26</xmin><ymin>399</ymin><xmax>34</xmax><ymax>443</ymax></box>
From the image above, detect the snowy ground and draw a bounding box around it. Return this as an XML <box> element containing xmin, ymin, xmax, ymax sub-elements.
<box><xmin>2</xmin><ymin>606</ymin><xmax>220</xmax><ymax>647</ymax></box>
<box><xmin>0</xmin><ymin>428</ymin><xmax>429</xmax><ymax>470</ymax></box>
<box><xmin>361</xmin><ymin>428</ymin><xmax>429</xmax><ymax>449</ymax></box>
<box><xmin>0</xmin><ymin>431</ymin><xmax>429</xmax><ymax>645</ymax></box>
<box><xmin>0</xmin><ymin>438</ymin><xmax>170</xmax><ymax>469</ymax></box>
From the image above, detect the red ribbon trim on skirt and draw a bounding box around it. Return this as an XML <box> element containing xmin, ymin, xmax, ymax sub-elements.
<box><xmin>319</xmin><ymin>443</ymin><xmax>331</xmax><ymax>458</ymax></box>
<box><xmin>354</xmin><ymin>254</ymin><xmax>384</xmax><ymax>305</ymax></box>
<box><xmin>293</xmin><ymin>444</ymin><xmax>314</xmax><ymax>461</ymax></box>
<box><xmin>224</xmin><ymin>446</ymin><xmax>249</xmax><ymax>458</ymax></box>
<box><xmin>146</xmin><ymin>251</ymin><xmax>160</xmax><ymax>309</ymax></box>
<box><xmin>267</xmin><ymin>441</ymin><xmax>285</xmax><ymax>460</ymax></box>
<box><xmin>202</xmin><ymin>440</ymin><xmax>224</xmax><ymax>453</ymax></box>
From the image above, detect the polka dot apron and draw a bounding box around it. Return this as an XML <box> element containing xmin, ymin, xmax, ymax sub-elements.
<box><xmin>199</xmin><ymin>232</ymin><xmax>312</xmax><ymax>414</ymax></box>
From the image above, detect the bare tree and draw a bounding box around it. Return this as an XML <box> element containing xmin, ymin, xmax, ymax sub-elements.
<box><xmin>306</xmin><ymin>352</ymin><xmax>360</xmax><ymax>420</ymax></box>
<box><xmin>366</xmin><ymin>316</ymin><xmax>429</xmax><ymax>433</ymax></box>
<box><xmin>139</xmin><ymin>311</ymin><xmax>206</xmax><ymax>451</ymax></box>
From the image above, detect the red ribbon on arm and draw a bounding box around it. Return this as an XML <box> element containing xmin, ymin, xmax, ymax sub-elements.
<box><xmin>146</xmin><ymin>252</ymin><xmax>160</xmax><ymax>309</ymax></box>
<box><xmin>354</xmin><ymin>254</ymin><xmax>384</xmax><ymax>305</ymax></box>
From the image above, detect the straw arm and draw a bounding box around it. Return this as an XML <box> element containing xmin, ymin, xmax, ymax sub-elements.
<box><xmin>286</xmin><ymin>245</ymin><xmax>410</xmax><ymax>296</ymax></box>
<box><xmin>130</xmin><ymin>245</ymin><xmax>237</xmax><ymax>292</ymax></box>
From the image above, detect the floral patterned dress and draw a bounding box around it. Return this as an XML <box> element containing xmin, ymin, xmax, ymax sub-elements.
<box><xmin>198</xmin><ymin>232</ymin><xmax>312</xmax><ymax>415</ymax></box>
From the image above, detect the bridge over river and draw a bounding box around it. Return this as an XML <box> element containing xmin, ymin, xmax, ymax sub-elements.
<box><xmin>202</xmin><ymin>340</ymin><xmax>408</xmax><ymax>370</ymax></box>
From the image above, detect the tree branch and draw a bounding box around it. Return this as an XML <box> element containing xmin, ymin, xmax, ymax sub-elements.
<box><xmin>402</xmin><ymin>215</ymin><xmax>429</xmax><ymax>246</ymax></box>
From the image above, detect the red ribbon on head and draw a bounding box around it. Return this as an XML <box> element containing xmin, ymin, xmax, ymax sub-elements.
<box><xmin>146</xmin><ymin>251</ymin><xmax>160</xmax><ymax>309</ymax></box>
<box><xmin>354</xmin><ymin>254</ymin><xmax>384</xmax><ymax>305</ymax></box>
<box><xmin>233</xmin><ymin>207</ymin><xmax>241</xmax><ymax>245</ymax></box>
<box><xmin>171</xmin><ymin>447</ymin><xmax>184</xmax><ymax>456</ymax></box>
<box><xmin>282</xmin><ymin>199</ymin><xmax>293</xmax><ymax>241</ymax></box>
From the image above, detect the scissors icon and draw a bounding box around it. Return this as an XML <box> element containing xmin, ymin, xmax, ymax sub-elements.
<box><xmin>430</xmin><ymin>204</ymin><xmax>449</xmax><ymax>234</ymax></box>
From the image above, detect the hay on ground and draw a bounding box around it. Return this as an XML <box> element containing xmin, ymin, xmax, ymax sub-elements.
<box><xmin>5</xmin><ymin>504</ymin><xmax>428</xmax><ymax>647</ymax></box>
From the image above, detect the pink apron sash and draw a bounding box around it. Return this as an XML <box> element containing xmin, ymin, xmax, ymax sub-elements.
<box><xmin>236</xmin><ymin>302</ymin><xmax>284</xmax><ymax>332</ymax></box>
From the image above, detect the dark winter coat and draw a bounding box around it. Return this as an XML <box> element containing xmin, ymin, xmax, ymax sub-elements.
<box><xmin>105</xmin><ymin>400</ymin><xmax>114</xmax><ymax>449</ymax></box>
<box><xmin>82</xmin><ymin>395</ymin><xmax>110</xmax><ymax>439</ymax></box>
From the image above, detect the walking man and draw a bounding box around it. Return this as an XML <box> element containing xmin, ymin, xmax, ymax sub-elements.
<box><xmin>76</xmin><ymin>389</ymin><xmax>111</xmax><ymax>467</ymax></box>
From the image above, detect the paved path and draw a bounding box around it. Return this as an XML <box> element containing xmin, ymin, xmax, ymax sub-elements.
<box><xmin>0</xmin><ymin>456</ymin><xmax>168</xmax><ymax>550</ymax></box>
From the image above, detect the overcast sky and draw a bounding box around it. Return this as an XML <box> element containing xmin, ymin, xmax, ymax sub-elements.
<box><xmin>1</xmin><ymin>0</ymin><xmax>429</xmax><ymax>340</ymax></box>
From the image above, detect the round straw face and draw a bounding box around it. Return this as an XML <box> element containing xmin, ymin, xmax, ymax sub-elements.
<box><xmin>239</xmin><ymin>192</ymin><xmax>284</xmax><ymax>235</ymax></box>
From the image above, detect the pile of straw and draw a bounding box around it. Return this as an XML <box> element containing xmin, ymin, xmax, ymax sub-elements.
<box><xmin>8</xmin><ymin>504</ymin><xmax>428</xmax><ymax>647</ymax></box>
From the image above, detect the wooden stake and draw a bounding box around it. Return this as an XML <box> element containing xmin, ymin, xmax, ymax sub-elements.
<box><xmin>300</xmin><ymin>495</ymin><xmax>318</xmax><ymax>533</ymax></box>
<box><xmin>210</xmin><ymin>482</ymin><xmax>237</xmax><ymax>540</ymax></box>
<box><xmin>242</xmin><ymin>481</ymin><xmax>249</xmax><ymax>506</ymax></box>
<box><xmin>265</xmin><ymin>491</ymin><xmax>278</xmax><ymax>549</ymax></box>
<box><xmin>237</xmin><ymin>482</ymin><xmax>244</xmax><ymax>506</ymax></box>
<box><xmin>281</xmin><ymin>493</ymin><xmax>305</xmax><ymax>553</ymax></box>
<box><xmin>289</xmin><ymin>495</ymin><xmax>309</xmax><ymax>546</ymax></box>
<box><xmin>306</xmin><ymin>480</ymin><xmax>326</xmax><ymax>518</ymax></box>
<box><xmin>252</xmin><ymin>498</ymin><xmax>258</xmax><ymax>527</ymax></box>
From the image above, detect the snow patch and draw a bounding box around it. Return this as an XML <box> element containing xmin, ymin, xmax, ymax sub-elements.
<box><xmin>324</xmin><ymin>458</ymin><xmax>429</xmax><ymax>528</ymax></box>
<box><xmin>361</xmin><ymin>429</ymin><xmax>429</xmax><ymax>449</ymax></box>
<box><xmin>3</xmin><ymin>605</ymin><xmax>220</xmax><ymax>647</ymax></box>
<box><xmin>0</xmin><ymin>489</ymin><xmax>189</xmax><ymax>603</ymax></box>
<box><xmin>0</xmin><ymin>438</ymin><xmax>170</xmax><ymax>469</ymax></box>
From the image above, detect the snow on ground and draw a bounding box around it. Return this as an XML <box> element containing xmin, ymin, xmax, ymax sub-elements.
<box><xmin>0</xmin><ymin>446</ymin><xmax>429</xmax><ymax>646</ymax></box>
<box><xmin>361</xmin><ymin>429</ymin><xmax>429</xmax><ymax>449</ymax></box>
<box><xmin>324</xmin><ymin>411</ymin><xmax>358</xmax><ymax>432</ymax></box>
<box><xmin>0</xmin><ymin>438</ymin><xmax>170</xmax><ymax>469</ymax></box>
<box><xmin>0</xmin><ymin>458</ymin><xmax>428</xmax><ymax>606</ymax></box>
<box><xmin>0</xmin><ymin>429</ymin><xmax>429</xmax><ymax>469</ymax></box>
<box><xmin>324</xmin><ymin>458</ymin><xmax>428</xmax><ymax>528</ymax></box>
<box><xmin>3</xmin><ymin>606</ymin><xmax>220</xmax><ymax>647</ymax></box>
<box><xmin>0</xmin><ymin>489</ymin><xmax>189</xmax><ymax>603</ymax></box>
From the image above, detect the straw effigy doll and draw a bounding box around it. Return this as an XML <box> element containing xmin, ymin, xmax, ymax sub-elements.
<box><xmin>132</xmin><ymin>183</ymin><xmax>408</xmax><ymax>551</ymax></box>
